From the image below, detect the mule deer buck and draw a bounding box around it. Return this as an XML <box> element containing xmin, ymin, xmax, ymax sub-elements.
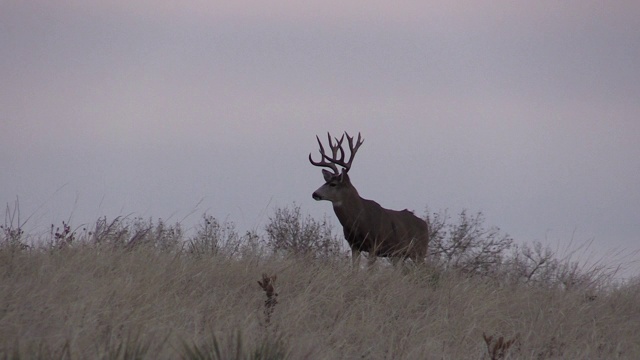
<box><xmin>309</xmin><ymin>132</ymin><xmax>429</xmax><ymax>266</ymax></box>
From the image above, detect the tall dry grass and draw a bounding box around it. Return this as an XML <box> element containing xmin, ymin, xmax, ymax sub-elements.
<box><xmin>1</xmin><ymin>206</ymin><xmax>639</xmax><ymax>359</ymax></box>
<box><xmin>1</xmin><ymin>245</ymin><xmax>639</xmax><ymax>359</ymax></box>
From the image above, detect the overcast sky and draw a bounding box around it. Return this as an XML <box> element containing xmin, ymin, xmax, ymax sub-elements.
<box><xmin>2</xmin><ymin>1</ymin><xmax>639</xmax><ymax>275</ymax></box>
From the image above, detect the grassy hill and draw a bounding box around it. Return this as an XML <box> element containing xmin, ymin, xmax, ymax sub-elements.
<box><xmin>1</xmin><ymin>208</ymin><xmax>638</xmax><ymax>359</ymax></box>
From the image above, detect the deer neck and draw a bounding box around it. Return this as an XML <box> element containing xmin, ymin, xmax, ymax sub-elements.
<box><xmin>332</xmin><ymin>188</ymin><xmax>365</xmax><ymax>227</ymax></box>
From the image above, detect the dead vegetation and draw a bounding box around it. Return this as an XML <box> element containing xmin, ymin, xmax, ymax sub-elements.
<box><xmin>482</xmin><ymin>332</ymin><xmax>519</xmax><ymax>359</ymax></box>
<box><xmin>257</xmin><ymin>273</ymin><xmax>279</xmax><ymax>326</ymax></box>
<box><xmin>1</xmin><ymin>203</ymin><xmax>639</xmax><ymax>359</ymax></box>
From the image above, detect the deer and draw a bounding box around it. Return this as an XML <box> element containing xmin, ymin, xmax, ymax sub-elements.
<box><xmin>309</xmin><ymin>132</ymin><xmax>429</xmax><ymax>267</ymax></box>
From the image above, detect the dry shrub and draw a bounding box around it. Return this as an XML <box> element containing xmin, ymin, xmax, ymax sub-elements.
<box><xmin>1</xmin><ymin>198</ymin><xmax>27</xmax><ymax>250</ymax></box>
<box><xmin>257</xmin><ymin>273</ymin><xmax>279</xmax><ymax>326</ymax></box>
<box><xmin>186</xmin><ymin>214</ymin><xmax>257</xmax><ymax>258</ymax></box>
<box><xmin>482</xmin><ymin>332</ymin><xmax>519</xmax><ymax>359</ymax></box>
<box><xmin>426</xmin><ymin>209</ymin><xmax>513</xmax><ymax>275</ymax></box>
<box><xmin>504</xmin><ymin>239</ymin><xmax>622</xmax><ymax>291</ymax></box>
<box><xmin>80</xmin><ymin>216</ymin><xmax>183</xmax><ymax>251</ymax></box>
<box><xmin>264</xmin><ymin>204</ymin><xmax>344</xmax><ymax>258</ymax></box>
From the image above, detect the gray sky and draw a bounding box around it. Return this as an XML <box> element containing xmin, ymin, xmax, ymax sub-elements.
<box><xmin>2</xmin><ymin>1</ymin><xmax>639</xmax><ymax>275</ymax></box>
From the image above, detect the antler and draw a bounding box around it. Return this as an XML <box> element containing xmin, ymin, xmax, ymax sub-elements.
<box><xmin>309</xmin><ymin>132</ymin><xmax>364</xmax><ymax>174</ymax></box>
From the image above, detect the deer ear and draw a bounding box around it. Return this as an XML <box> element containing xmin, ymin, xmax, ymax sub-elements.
<box><xmin>322</xmin><ymin>169</ymin><xmax>334</xmax><ymax>182</ymax></box>
<box><xmin>339</xmin><ymin>169</ymin><xmax>350</xmax><ymax>183</ymax></box>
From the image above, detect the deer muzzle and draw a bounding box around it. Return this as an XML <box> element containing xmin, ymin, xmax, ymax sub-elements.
<box><xmin>312</xmin><ymin>191</ymin><xmax>323</xmax><ymax>201</ymax></box>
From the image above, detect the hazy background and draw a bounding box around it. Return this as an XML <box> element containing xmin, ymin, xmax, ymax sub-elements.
<box><xmin>2</xmin><ymin>1</ymin><xmax>639</xmax><ymax>275</ymax></box>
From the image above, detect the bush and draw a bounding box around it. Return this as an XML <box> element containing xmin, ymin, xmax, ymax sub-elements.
<box><xmin>1</xmin><ymin>199</ymin><xmax>27</xmax><ymax>250</ymax></box>
<box><xmin>264</xmin><ymin>204</ymin><xmax>343</xmax><ymax>258</ymax></box>
<box><xmin>425</xmin><ymin>208</ymin><xmax>621</xmax><ymax>289</ymax></box>
<box><xmin>186</xmin><ymin>214</ymin><xmax>259</xmax><ymax>257</ymax></box>
<box><xmin>426</xmin><ymin>209</ymin><xmax>513</xmax><ymax>275</ymax></box>
<box><xmin>504</xmin><ymin>240</ymin><xmax>619</xmax><ymax>290</ymax></box>
<box><xmin>88</xmin><ymin>216</ymin><xmax>183</xmax><ymax>251</ymax></box>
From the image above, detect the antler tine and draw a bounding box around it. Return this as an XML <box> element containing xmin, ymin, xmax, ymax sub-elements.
<box><xmin>328</xmin><ymin>132</ymin><xmax>346</xmax><ymax>164</ymax></box>
<box><xmin>342</xmin><ymin>131</ymin><xmax>364</xmax><ymax>171</ymax></box>
<box><xmin>309</xmin><ymin>135</ymin><xmax>339</xmax><ymax>174</ymax></box>
<box><xmin>309</xmin><ymin>132</ymin><xmax>364</xmax><ymax>174</ymax></box>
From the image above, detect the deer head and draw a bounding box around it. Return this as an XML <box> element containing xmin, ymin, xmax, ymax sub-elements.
<box><xmin>309</xmin><ymin>132</ymin><xmax>364</xmax><ymax>205</ymax></box>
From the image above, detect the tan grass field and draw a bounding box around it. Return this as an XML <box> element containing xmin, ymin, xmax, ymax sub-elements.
<box><xmin>1</xmin><ymin>243</ymin><xmax>639</xmax><ymax>359</ymax></box>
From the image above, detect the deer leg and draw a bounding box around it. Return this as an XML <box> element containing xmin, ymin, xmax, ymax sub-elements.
<box><xmin>351</xmin><ymin>248</ymin><xmax>361</xmax><ymax>268</ymax></box>
<box><xmin>367</xmin><ymin>251</ymin><xmax>377</xmax><ymax>267</ymax></box>
<box><xmin>390</xmin><ymin>256</ymin><xmax>402</xmax><ymax>267</ymax></box>
<box><xmin>409</xmin><ymin>252</ymin><xmax>426</xmax><ymax>267</ymax></box>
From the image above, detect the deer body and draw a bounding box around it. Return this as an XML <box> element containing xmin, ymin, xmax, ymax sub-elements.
<box><xmin>309</xmin><ymin>132</ymin><xmax>429</xmax><ymax>265</ymax></box>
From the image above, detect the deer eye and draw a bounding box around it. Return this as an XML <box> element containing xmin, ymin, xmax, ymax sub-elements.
<box><xmin>329</xmin><ymin>183</ymin><xmax>337</xmax><ymax>187</ymax></box>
